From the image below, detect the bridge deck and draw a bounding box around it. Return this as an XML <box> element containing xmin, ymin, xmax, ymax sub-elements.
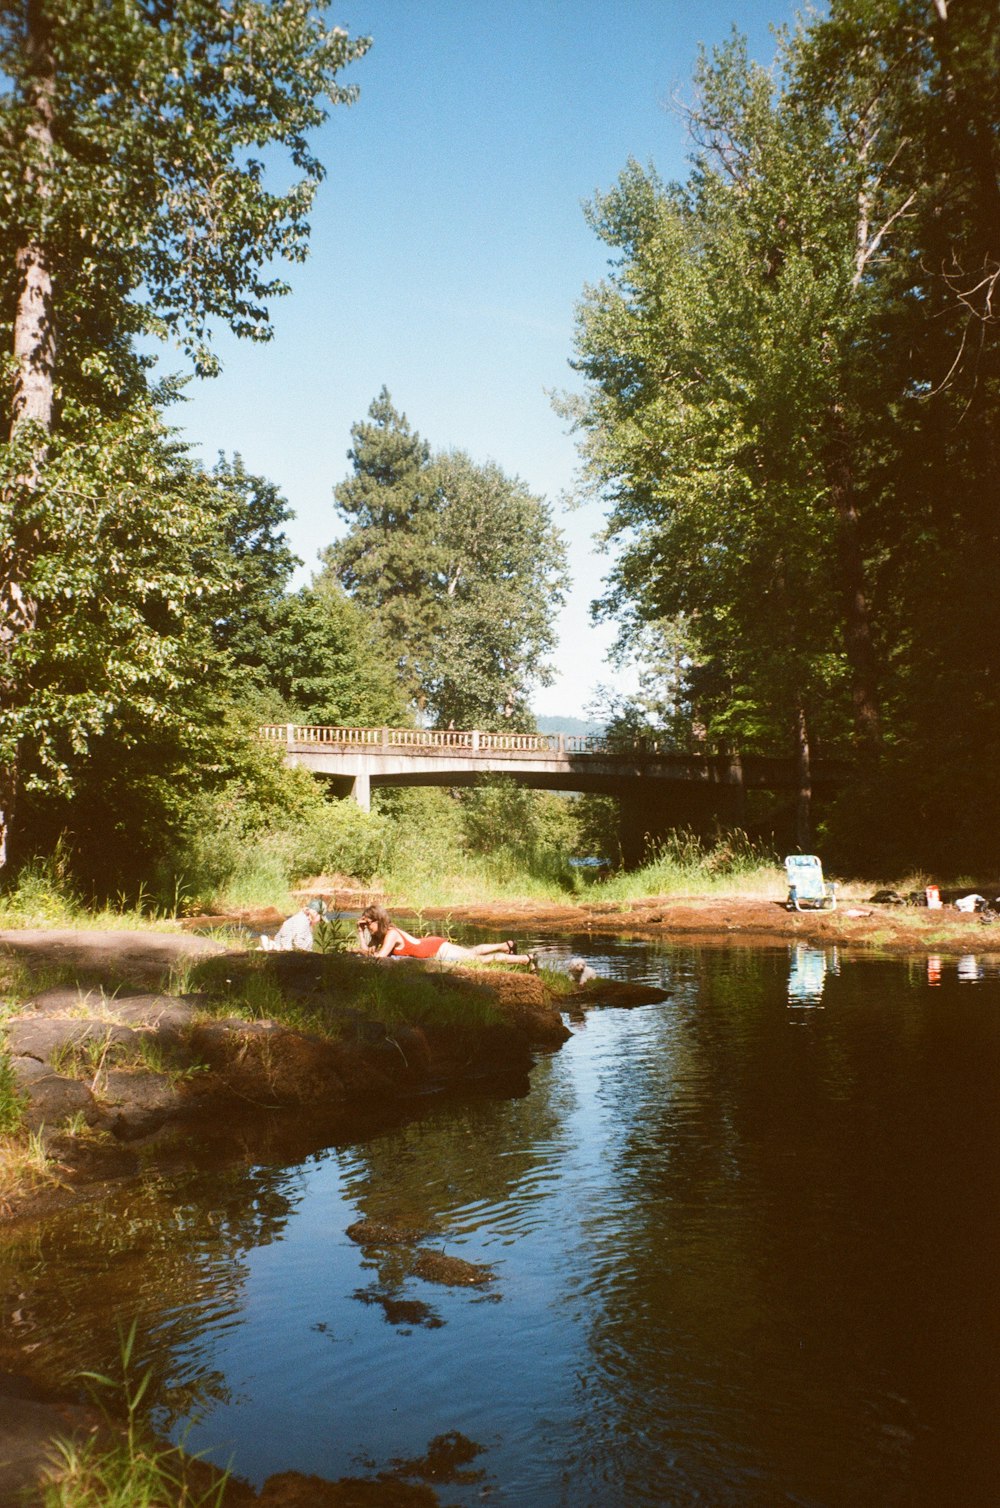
<box><xmin>260</xmin><ymin>724</ymin><xmax>844</xmax><ymax>812</ymax></box>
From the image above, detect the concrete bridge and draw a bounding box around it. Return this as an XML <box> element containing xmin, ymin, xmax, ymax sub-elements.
<box><xmin>261</xmin><ymin>724</ymin><xmax>845</xmax><ymax>860</ymax></box>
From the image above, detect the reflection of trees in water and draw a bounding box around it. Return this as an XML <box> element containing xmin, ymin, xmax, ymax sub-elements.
<box><xmin>0</xmin><ymin>1157</ymin><xmax>309</xmax><ymax>1427</ymax></box>
<box><xmin>559</xmin><ymin>948</ymin><xmax>1000</xmax><ymax>1503</ymax></box>
<box><xmin>337</xmin><ymin>1058</ymin><xmax>576</xmax><ymax>1294</ymax></box>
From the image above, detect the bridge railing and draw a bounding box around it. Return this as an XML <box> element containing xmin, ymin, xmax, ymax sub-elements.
<box><xmin>259</xmin><ymin>723</ymin><xmax>622</xmax><ymax>756</ymax></box>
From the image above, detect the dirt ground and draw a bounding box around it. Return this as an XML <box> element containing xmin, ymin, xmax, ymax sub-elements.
<box><xmin>357</xmin><ymin>893</ymin><xmax>1000</xmax><ymax>955</ymax></box>
<box><xmin>3</xmin><ymin>890</ymin><xmax>998</xmax><ymax>984</ymax></box>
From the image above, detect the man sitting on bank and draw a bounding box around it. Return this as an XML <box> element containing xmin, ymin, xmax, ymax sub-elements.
<box><xmin>260</xmin><ymin>899</ymin><xmax>325</xmax><ymax>951</ymax></box>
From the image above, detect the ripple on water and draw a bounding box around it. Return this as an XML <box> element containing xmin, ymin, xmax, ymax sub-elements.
<box><xmin>4</xmin><ymin>947</ymin><xmax>999</xmax><ymax>1505</ymax></box>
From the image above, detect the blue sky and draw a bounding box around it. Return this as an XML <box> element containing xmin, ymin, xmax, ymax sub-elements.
<box><xmin>168</xmin><ymin>0</ymin><xmax>806</xmax><ymax>720</ymax></box>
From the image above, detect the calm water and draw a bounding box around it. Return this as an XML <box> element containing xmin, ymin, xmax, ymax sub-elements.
<box><xmin>3</xmin><ymin>939</ymin><xmax>999</xmax><ymax>1506</ymax></box>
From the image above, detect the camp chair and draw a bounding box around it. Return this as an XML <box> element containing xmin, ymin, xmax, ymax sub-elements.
<box><xmin>785</xmin><ymin>854</ymin><xmax>837</xmax><ymax>911</ymax></box>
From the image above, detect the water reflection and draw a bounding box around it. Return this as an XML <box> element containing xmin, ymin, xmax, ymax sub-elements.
<box><xmin>1</xmin><ymin>943</ymin><xmax>998</xmax><ymax>1506</ymax></box>
<box><xmin>787</xmin><ymin>942</ymin><xmax>839</xmax><ymax>1009</ymax></box>
<box><xmin>926</xmin><ymin>951</ymin><xmax>1000</xmax><ymax>986</ymax></box>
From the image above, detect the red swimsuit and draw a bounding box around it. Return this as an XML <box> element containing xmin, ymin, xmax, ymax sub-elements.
<box><xmin>390</xmin><ymin>933</ymin><xmax>445</xmax><ymax>959</ymax></box>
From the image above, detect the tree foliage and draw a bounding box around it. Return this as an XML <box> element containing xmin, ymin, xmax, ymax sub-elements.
<box><xmin>566</xmin><ymin>1</ymin><xmax>1000</xmax><ymax>869</ymax></box>
<box><xmin>0</xmin><ymin>0</ymin><xmax>369</xmax><ymax>876</ymax></box>
<box><xmin>323</xmin><ymin>389</ymin><xmax>569</xmax><ymax>729</ymax></box>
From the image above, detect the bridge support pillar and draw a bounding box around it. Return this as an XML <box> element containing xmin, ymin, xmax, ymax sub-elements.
<box><xmin>350</xmin><ymin>768</ymin><xmax>371</xmax><ymax>812</ymax></box>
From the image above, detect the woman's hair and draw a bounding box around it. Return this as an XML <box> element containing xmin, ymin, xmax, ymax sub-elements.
<box><xmin>360</xmin><ymin>904</ymin><xmax>390</xmax><ymax>940</ymax></box>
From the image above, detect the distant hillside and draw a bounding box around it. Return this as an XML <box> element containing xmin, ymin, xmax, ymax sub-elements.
<box><xmin>534</xmin><ymin>715</ymin><xmax>605</xmax><ymax>737</ymax></box>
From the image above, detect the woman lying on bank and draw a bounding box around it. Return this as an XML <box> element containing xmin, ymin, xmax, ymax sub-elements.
<box><xmin>356</xmin><ymin>906</ymin><xmax>537</xmax><ymax>968</ymax></box>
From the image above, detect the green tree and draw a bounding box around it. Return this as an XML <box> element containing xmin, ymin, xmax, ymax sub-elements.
<box><xmin>207</xmin><ymin>453</ymin><xmax>301</xmax><ymax>679</ymax></box>
<box><xmin>0</xmin><ymin>0</ymin><xmax>369</xmax><ymax>870</ymax></box>
<box><xmin>5</xmin><ymin>406</ymin><xmax>235</xmax><ymax>885</ymax></box>
<box><xmin>324</xmin><ymin>391</ymin><xmax>569</xmax><ymax>729</ymax></box>
<box><xmin>422</xmin><ymin>449</ymin><xmax>569</xmax><ymax>728</ymax></box>
<box><xmin>792</xmin><ymin>0</ymin><xmax>1000</xmax><ymax>869</ymax></box>
<box><xmin>321</xmin><ymin>388</ymin><xmax>436</xmax><ymax>704</ymax></box>
<box><xmin>569</xmin><ymin>7</ymin><xmax>1000</xmax><ymax>868</ymax></box>
<box><xmin>565</xmin><ymin>25</ymin><xmax>924</xmax><ymax>844</ymax></box>
<box><xmin>251</xmin><ymin>579</ymin><xmax>408</xmax><ymax>728</ymax></box>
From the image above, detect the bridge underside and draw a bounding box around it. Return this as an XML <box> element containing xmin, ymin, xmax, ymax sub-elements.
<box><xmin>313</xmin><ymin>767</ymin><xmax>809</xmax><ymax>867</ymax></box>
<box><xmin>265</xmin><ymin>728</ymin><xmax>845</xmax><ymax>866</ymax></box>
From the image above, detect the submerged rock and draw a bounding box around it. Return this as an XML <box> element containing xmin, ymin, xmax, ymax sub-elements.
<box><xmin>411</xmin><ymin>1249</ymin><xmax>494</xmax><ymax>1287</ymax></box>
<box><xmin>346</xmin><ymin>1219</ymin><xmax>426</xmax><ymax>1247</ymax></box>
<box><xmin>562</xmin><ymin>979</ymin><xmax>670</xmax><ymax>1009</ymax></box>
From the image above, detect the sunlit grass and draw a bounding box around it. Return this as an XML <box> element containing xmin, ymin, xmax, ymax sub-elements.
<box><xmin>381</xmin><ymin>841</ymin><xmax>582</xmax><ymax>908</ymax></box>
<box><xmin>183</xmin><ymin>951</ymin><xmax>503</xmax><ymax>1036</ymax></box>
<box><xmin>0</xmin><ymin>1127</ymin><xmax>64</xmax><ymax>1210</ymax></box>
<box><xmin>41</xmin><ymin>1319</ymin><xmax>229</xmax><ymax>1507</ymax></box>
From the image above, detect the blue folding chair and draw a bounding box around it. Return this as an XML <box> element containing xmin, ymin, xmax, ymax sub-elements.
<box><xmin>785</xmin><ymin>854</ymin><xmax>837</xmax><ymax>911</ymax></box>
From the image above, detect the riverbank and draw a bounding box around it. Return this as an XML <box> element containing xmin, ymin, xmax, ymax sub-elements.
<box><xmin>0</xmin><ymin>922</ymin><xmax>660</xmax><ymax>1505</ymax></box>
<box><xmin>266</xmin><ymin>886</ymin><xmax>1000</xmax><ymax>954</ymax></box>
<box><xmin>1</xmin><ymin>898</ymin><xmax>996</xmax><ymax>1503</ymax></box>
<box><xmin>4</xmin><ymin>892</ymin><xmax>992</xmax><ymax>1217</ymax></box>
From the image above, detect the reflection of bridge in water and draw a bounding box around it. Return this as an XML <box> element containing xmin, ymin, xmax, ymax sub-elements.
<box><xmin>261</xmin><ymin>724</ymin><xmax>847</xmax><ymax>862</ymax></box>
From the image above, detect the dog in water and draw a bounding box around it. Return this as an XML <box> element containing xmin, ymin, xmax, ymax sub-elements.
<box><xmin>567</xmin><ymin>958</ymin><xmax>596</xmax><ymax>986</ymax></box>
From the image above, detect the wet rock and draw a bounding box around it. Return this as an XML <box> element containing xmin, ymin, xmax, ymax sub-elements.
<box><xmin>377</xmin><ymin>1023</ymin><xmax>432</xmax><ymax>1079</ymax></box>
<box><xmin>346</xmin><ymin>1219</ymin><xmax>426</xmax><ymax>1247</ymax></box>
<box><xmin>257</xmin><ymin>1473</ymin><xmax>438</xmax><ymax>1506</ymax></box>
<box><xmin>564</xmin><ymin>980</ymin><xmax>670</xmax><ymax>1009</ymax></box>
<box><xmin>411</xmin><ymin>1249</ymin><xmax>494</xmax><ymax>1287</ymax></box>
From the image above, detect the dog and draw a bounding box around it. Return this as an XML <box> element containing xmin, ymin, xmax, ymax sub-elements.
<box><xmin>566</xmin><ymin>958</ymin><xmax>596</xmax><ymax>986</ymax></box>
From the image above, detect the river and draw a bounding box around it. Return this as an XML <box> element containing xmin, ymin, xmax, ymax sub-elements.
<box><xmin>2</xmin><ymin>936</ymin><xmax>998</xmax><ymax>1506</ymax></box>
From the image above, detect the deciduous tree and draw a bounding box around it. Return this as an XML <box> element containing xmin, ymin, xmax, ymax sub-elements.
<box><xmin>0</xmin><ymin>0</ymin><xmax>369</xmax><ymax>869</ymax></box>
<box><xmin>323</xmin><ymin>391</ymin><xmax>568</xmax><ymax>729</ymax></box>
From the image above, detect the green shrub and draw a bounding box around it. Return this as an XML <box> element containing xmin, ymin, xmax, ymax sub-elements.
<box><xmin>0</xmin><ymin>846</ymin><xmax>82</xmax><ymax>926</ymax></box>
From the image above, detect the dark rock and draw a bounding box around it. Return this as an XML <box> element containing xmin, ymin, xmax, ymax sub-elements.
<box><xmin>346</xmin><ymin>1219</ymin><xmax>426</xmax><ymax>1247</ymax></box>
<box><xmin>15</xmin><ymin>1069</ymin><xmax>99</xmax><ymax>1132</ymax></box>
<box><xmin>100</xmin><ymin>995</ymin><xmax>197</xmax><ymax>1045</ymax></box>
<box><xmin>7</xmin><ymin>1017</ymin><xmax>138</xmax><ymax>1065</ymax></box>
<box><xmin>96</xmin><ymin>1069</ymin><xmax>189</xmax><ymax>1139</ymax></box>
<box><xmin>21</xmin><ymin>986</ymin><xmax>107</xmax><ymax>1013</ymax></box>
<box><xmin>564</xmin><ymin>980</ymin><xmax>670</xmax><ymax>1009</ymax></box>
<box><xmin>257</xmin><ymin>1472</ymin><xmax>438</xmax><ymax>1506</ymax></box>
<box><xmin>0</xmin><ymin>927</ymin><xmax>227</xmax><ymax>986</ymax></box>
<box><xmin>411</xmin><ymin>1249</ymin><xmax>494</xmax><ymax>1287</ymax></box>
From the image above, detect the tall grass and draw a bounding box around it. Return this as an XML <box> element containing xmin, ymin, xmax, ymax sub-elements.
<box><xmin>42</xmin><ymin>1319</ymin><xmax>229</xmax><ymax>1508</ymax></box>
<box><xmin>597</xmin><ymin>829</ymin><xmax>786</xmax><ymax>903</ymax></box>
<box><xmin>0</xmin><ymin>853</ymin><xmax>179</xmax><ymax>931</ymax></box>
<box><xmin>0</xmin><ymin>1042</ymin><xmax>25</xmax><ymax>1134</ymax></box>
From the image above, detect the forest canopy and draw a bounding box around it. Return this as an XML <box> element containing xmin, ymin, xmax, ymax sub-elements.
<box><xmin>565</xmin><ymin>0</ymin><xmax>1000</xmax><ymax>871</ymax></box>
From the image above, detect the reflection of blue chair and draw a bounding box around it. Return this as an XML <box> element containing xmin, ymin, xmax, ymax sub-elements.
<box><xmin>785</xmin><ymin>855</ymin><xmax>837</xmax><ymax>911</ymax></box>
<box><xmin>788</xmin><ymin>945</ymin><xmax>828</xmax><ymax>1006</ymax></box>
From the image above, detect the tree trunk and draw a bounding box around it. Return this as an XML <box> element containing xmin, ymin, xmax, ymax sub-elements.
<box><xmin>794</xmin><ymin>704</ymin><xmax>812</xmax><ymax>852</ymax></box>
<box><xmin>11</xmin><ymin>240</ymin><xmax>56</xmax><ymax>433</ymax></box>
<box><xmin>825</xmin><ymin>405</ymin><xmax>880</xmax><ymax>751</ymax></box>
<box><xmin>0</xmin><ymin>0</ymin><xmax>57</xmax><ymax>872</ymax></box>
